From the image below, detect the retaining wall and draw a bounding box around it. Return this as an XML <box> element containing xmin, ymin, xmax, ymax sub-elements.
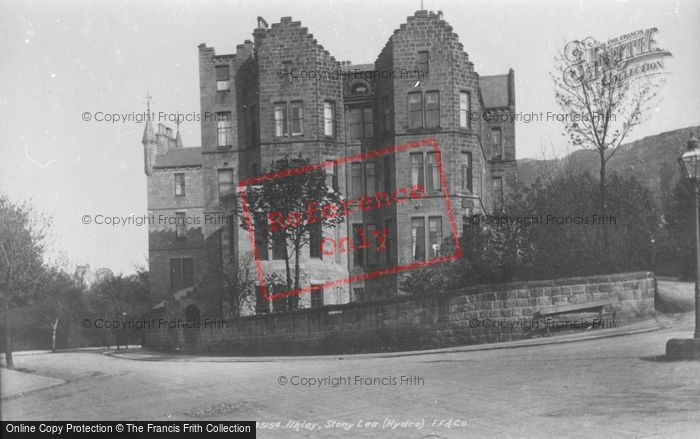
<box><xmin>142</xmin><ymin>271</ymin><xmax>656</xmax><ymax>355</ymax></box>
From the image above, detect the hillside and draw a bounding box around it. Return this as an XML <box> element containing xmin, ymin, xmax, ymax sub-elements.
<box><xmin>517</xmin><ymin>126</ymin><xmax>700</xmax><ymax>204</ymax></box>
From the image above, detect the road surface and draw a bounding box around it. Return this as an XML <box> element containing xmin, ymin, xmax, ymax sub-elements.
<box><xmin>2</xmin><ymin>316</ymin><xmax>700</xmax><ymax>438</ymax></box>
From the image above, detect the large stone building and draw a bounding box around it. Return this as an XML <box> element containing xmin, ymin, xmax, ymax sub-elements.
<box><xmin>142</xmin><ymin>10</ymin><xmax>516</xmax><ymax>319</ymax></box>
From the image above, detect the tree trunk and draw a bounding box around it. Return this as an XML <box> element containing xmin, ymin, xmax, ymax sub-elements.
<box><xmin>51</xmin><ymin>317</ymin><xmax>59</xmax><ymax>353</ymax></box>
<box><xmin>599</xmin><ymin>151</ymin><xmax>608</xmax><ymax>256</ymax></box>
<box><xmin>292</xmin><ymin>245</ymin><xmax>301</xmax><ymax>310</ymax></box>
<box><xmin>283</xmin><ymin>248</ymin><xmax>292</xmax><ymax>312</ymax></box>
<box><xmin>3</xmin><ymin>294</ymin><xmax>14</xmax><ymax>369</ymax></box>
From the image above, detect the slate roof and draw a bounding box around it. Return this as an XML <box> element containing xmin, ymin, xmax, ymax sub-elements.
<box><xmin>480</xmin><ymin>74</ymin><xmax>510</xmax><ymax>108</ymax></box>
<box><xmin>154</xmin><ymin>147</ymin><xmax>203</xmax><ymax>168</ymax></box>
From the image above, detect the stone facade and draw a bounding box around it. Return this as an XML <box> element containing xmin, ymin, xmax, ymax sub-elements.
<box><xmin>142</xmin><ymin>272</ymin><xmax>656</xmax><ymax>355</ymax></box>
<box><xmin>142</xmin><ymin>10</ymin><xmax>517</xmax><ymax>319</ymax></box>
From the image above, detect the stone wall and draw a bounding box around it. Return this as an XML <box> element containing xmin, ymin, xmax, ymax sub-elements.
<box><xmin>142</xmin><ymin>271</ymin><xmax>656</xmax><ymax>355</ymax></box>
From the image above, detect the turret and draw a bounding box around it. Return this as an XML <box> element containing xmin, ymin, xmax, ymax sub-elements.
<box><xmin>142</xmin><ymin>119</ymin><xmax>156</xmax><ymax>176</ymax></box>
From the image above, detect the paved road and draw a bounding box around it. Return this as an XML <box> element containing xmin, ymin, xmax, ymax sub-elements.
<box><xmin>2</xmin><ymin>317</ymin><xmax>700</xmax><ymax>438</ymax></box>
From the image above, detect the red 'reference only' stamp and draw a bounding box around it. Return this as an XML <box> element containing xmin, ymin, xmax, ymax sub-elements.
<box><xmin>238</xmin><ymin>139</ymin><xmax>461</xmax><ymax>302</ymax></box>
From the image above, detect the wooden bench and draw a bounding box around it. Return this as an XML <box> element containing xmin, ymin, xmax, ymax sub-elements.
<box><xmin>533</xmin><ymin>299</ymin><xmax>616</xmax><ymax>336</ymax></box>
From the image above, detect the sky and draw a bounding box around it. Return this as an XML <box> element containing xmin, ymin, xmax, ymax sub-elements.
<box><xmin>1</xmin><ymin>0</ymin><xmax>699</xmax><ymax>275</ymax></box>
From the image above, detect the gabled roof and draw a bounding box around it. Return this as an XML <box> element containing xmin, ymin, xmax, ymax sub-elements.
<box><xmin>154</xmin><ymin>147</ymin><xmax>203</xmax><ymax>168</ymax></box>
<box><xmin>480</xmin><ymin>74</ymin><xmax>510</xmax><ymax>108</ymax></box>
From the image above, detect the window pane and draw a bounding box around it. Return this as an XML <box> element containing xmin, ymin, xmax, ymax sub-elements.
<box><xmin>365</xmin><ymin>162</ymin><xmax>376</xmax><ymax>196</ymax></box>
<box><xmin>425</xmin><ymin>91</ymin><xmax>439</xmax><ymax>128</ymax></box>
<box><xmin>410</xmin><ymin>153</ymin><xmax>424</xmax><ymax>187</ymax></box>
<box><xmin>429</xmin><ymin>217</ymin><xmax>442</xmax><ymax>258</ymax></box>
<box><xmin>218</xmin><ymin>169</ymin><xmax>234</xmax><ymax>198</ymax></box>
<box><xmin>349</xmin><ymin>108</ymin><xmax>362</xmax><ymax>139</ymax></box>
<box><xmin>492</xmin><ymin>128</ymin><xmax>502</xmax><ymax>157</ymax></box>
<box><xmin>311</xmin><ymin>285</ymin><xmax>324</xmax><ymax>308</ymax></box>
<box><xmin>176</xmin><ymin>212</ymin><xmax>186</xmax><ymax>239</ymax></box>
<box><xmin>492</xmin><ymin>177</ymin><xmax>503</xmax><ymax>209</ymax></box>
<box><xmin>408</xmin><ymin>93</ymin><xmax>423</xmax><ymax>129</ymax></box>
<box><xmin>215</xmin><ymin>65</ymin><xmax>230</xmax><ymax>80</ymax></box>
<box><xmin>460</xmin><ymin>92</ymin><xmax>470</xmax><ymax>128</ymax></box>
<box><xmin>384</xmin><ymin>220</ymin><xmax>392</xmax><ymax>265</ymax></box>
<box><xmin>325</xmin><ymin>161</ymin><xmax>339</xmax><ymax>190</ymax></box>
<box><xmin>170</xmin><ymin>259</ymin><xmax>182</xmax><ymax>290</ymax></box>
<box><xmin>309</xmin><ymin>221</ymin><xmax>322</xmax><ymax>259</ymax></box>
<box><xmin>353</xmin><ymin>224</ymin><xmax>364</xmax><ymax>267</ymax></box>
<box><xmin>411</xmin><ymin>217</ymin><xmax>426</xmax><ymax>261</ymax></box>
<box><xmin>217</xmin><ymin>112</ymin><xmax>232</xmax><ymax>146</ymax></box>
<box><xmin>254</xmin><ymin>215</ymin><xmax>269</xmax><ymax>260</ymax></box>
<box><xmin>426</xmin><ymin>152</ymin><xmax>441</xmax><ymax>191</ymax></box>
<box><xmin>418</xmin><ymin>51</ymin><xmax>429</xmax><ymax>74</ymax></box>
<box><xmin>463</xmin><ymin>152</ymin><xmax>473</xmax><ymax>192</ymax></box>
<box><xmin>383</xmin><ymin>156</ymin><xmax>392</xmax><ymax>192</ymax></box>
<box><xmin>324</xmin><ymin>101</ymin><xmax>334</xmax><ymax>136</ymax></box>
<box><xmin>272</xmin><ymin>233</ymin><xmax>286</xmax><ymax>260</ymax></box>
<box><xmin>216</xmin><ymin>65</ymin><xmax>230</xmax><ymax>91</ymax></box>
<box><xmin>363</xmin><ymin>107</ymin><xmax>374</xmax><ymax>138</ymax></box>
<box><xmin>382</xmin><ymin>96</ymin><xmax>391</xmax><ymax>134</ymax></box>
<box><xmin>175</xmin><ymin>173</ymin><xmax>185</xmax><ymax>196</ymax></box>
<box><xmin>290</xmin><ymin>102</ymin><xmax>303</xmax><ymax>135</ymax></box>
<box><xmin>274</xmin><ymin>104</ymin><xmax>287</xmax><ymax>137</ymax></box>
<box><xmin>352</xmin><ymin>287</ymin><xmax>363</xmax><ymax>302</ymax></box>
<box><xmin>366</xmin><ymin>224</ymin><xmax>378</xmax><ymax>266</ymax></box>
<box><xmin>182</xmin><ymin>258</ymin><xmax>194</xmax><ymax>288</ymax></box>
<box><xmin>351</xmin><ymin>162</ymin><xmax>362</xmax><ymax>198</ymax></box>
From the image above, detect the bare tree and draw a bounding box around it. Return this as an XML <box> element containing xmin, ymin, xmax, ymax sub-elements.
<box><xmin>222</xmin><ymin>254</ymin><xmax>258</xmax><ymax>317</ymax></box>
<box><xmin>35</xmin><ymin>269</ymin><xmax>83</xmax><ymax>352</ymax></box>
<box><xmin>552</xmin><ymin>42</ymin><xmax>662</xmax><ymax>250</ymax></box>
<box><xmin>239</xmin><ymin>155</ymin><xmax>344</xmax><ymax>310</ymax></box>
<box><xmin>89</xmin><ymin>272</ymin><xmax>149</xmax><ymax>349</ymax></box>
<box><xmin>0</xmin><ymin>196</ymin><xmax>48</xmax><ymax>369</ymax></box>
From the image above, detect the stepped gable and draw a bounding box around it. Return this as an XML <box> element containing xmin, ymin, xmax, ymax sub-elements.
<box><xmin>377</xmin><ymin>10</ymin><xmax>470</xmax><ymax>66</ymax></box>
<box><xmin>259</xmin><ymin>16</ymin><xmax>341</xmax><ymax>68</ymax></box>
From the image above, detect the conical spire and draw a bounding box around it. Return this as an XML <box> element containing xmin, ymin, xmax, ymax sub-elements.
<box><xmin>175</xmin><ymin>130</ymin><xmax>184</xmax><ymax>149</ymax></box>
<box><xmin>142</xmin><ymin>92</ymin><xmax>156</xmax><ymax>145</ymax></box>
<box><xmin>142</xmin><ymin>119</ymin><xmax>156</xmax><ymax>145</ymax></box>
